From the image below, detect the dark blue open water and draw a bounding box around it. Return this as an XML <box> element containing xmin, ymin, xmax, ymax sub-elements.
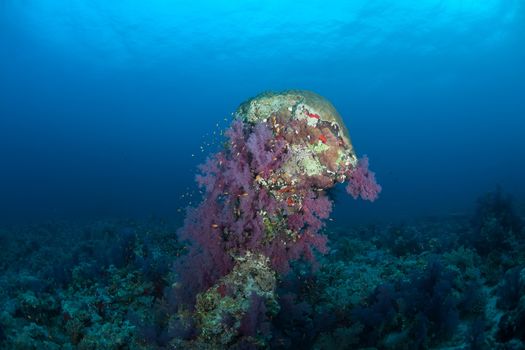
<box><xmin>1</xmin><ymin>1</ymin><xmax>523</xmax><ymax>224</ymax></box>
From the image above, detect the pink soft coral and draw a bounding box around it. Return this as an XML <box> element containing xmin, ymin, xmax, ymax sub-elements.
<box><xmin>176</xmin><ymin>121</ymin><xmax>293</xmax><ymax>301</ymax></box>
<box><xmin>177</xmin><ymin>120</ymin><xmax>380</xmax><ymax>306</ymax></box>
<box><xmin>345</xmin><ymin>156</ymin><xmax>382</xmax><ymax>201</ymax></box>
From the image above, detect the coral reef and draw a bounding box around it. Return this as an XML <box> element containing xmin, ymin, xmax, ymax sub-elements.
<box><xmin>174</xmin><ymin>90</ymin><xmax>380</xmax><ymax>346</ymax></box>
<box><xmin>193</xmin><ymin>252</ymin><xmax>277</xmax><ymax>348</ymax></box>
<box><xmin>0</xmin><ymin>219</ymin><xmax>180</xmax><ymax>350</ymax></box>
<box><xmin>2</xmin><ymin>91</ymin><xmax>524</xmax><ymax>349</ymax></box>
<box><xmin>0</xmin><ymin>188</ymin><xmax>524</xmax><ymax>349</ymax></box>
<box><xmin>496</xmin><ymin>266</ymin><xmax>525</xmax><ymax>344</ymax></box>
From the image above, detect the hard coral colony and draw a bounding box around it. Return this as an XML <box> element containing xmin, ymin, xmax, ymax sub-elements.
<box><xmin>176</xmin><ymin>90</ymin><xmax>381</xmax><ymax>347</ymax></box>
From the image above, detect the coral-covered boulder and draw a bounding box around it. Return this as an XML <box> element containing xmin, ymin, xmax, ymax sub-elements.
<box><xmin>194</xmin><ymin>252</ymin><xmax>277</xmax><ymax>348</ymax></box>
<box><xmin>175</xmin><ymin>90</ymin><xmax>381</xmax><ymax>348</ymax></box>
<box><xmin>236</xmin><ymin>90</ymin><xmax>357</xmax><ymax>183</ymax></box>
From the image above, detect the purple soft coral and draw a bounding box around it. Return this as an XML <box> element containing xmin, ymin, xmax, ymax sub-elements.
<box><xmin>346</xmin><ymin>156</ymin><xmax>382</xmax><ymax>202</ymax></box>
<box><xmin>176</xmin><ymin>93</ymin><xmax>381</xmax><ymax>310</ymax></box>
<box><xmin>176</xmin><ymin>121</ymin><xmax>292</xmax><ymax>301</ymax></box>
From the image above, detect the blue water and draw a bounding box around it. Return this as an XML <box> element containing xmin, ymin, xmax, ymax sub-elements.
<box><xmin>1</xmin><ymin>0</ymin><xmax>524</xmax><ymax>224</ymax></box>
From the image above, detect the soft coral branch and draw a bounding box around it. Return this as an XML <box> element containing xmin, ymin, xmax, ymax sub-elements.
<box><xmin>346</xmin><ymin>156</ymin><xmax>382</xmax><ymax>202</ymax></box>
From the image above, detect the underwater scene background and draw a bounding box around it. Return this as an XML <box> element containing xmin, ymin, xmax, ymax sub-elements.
<box><xmin>1</xmin><ymin>1</ymin><xmax>524</xmax><ymax>349</ymax></box>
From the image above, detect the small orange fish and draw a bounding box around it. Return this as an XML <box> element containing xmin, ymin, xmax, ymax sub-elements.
<box><xmin>319</xmin><ymin>134</ymin><xmax>327</xmax><ymax>144</ymax></box>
